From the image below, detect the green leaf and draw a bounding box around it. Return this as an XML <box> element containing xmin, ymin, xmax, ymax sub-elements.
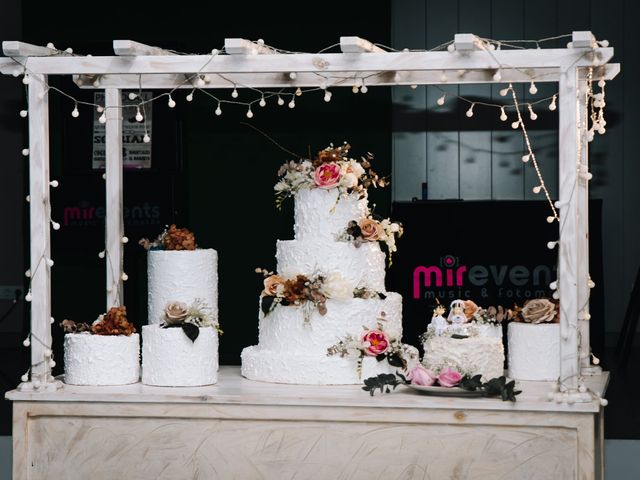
<box><xmin>181</xmin><ymin>323</ymin><xmax>200</xmax><ymax>342</ymax></box>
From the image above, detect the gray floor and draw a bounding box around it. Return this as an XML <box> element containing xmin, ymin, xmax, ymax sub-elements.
<box><xmin>0</xmin><ymin>436</ymin><xmax>638</xmax><ymax>479</ymax></box>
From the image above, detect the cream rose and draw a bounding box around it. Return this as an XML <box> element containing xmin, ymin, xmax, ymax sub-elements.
<box><xmin>521</xmin><ymin>298</ymin><xmax>557</xmax><ymax>324</ymax></box>
<box><xmin>164</xmin><ymin>301</ymin><xmax>189</xmax><ymax>325</ymax></box>
<box><xmin>359</xmin><ymin>218</ymin><xmax>383</xmax><ymax>241</ymax></box>
<box><xmin>463</xmin><ymin>300</ymin><xmax>480</xmax><ymax>320</ymax></box>
<box><xmin>323</xmin><ymin>273</ymin><xmax>352</xmax><ymax>300</ymax></box>
<box><xmin>263</xmin><ymin>275</ymin><xmax>285</xmax><ymax>297</ymax></box>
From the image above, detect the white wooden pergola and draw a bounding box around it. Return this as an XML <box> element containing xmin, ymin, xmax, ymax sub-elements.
<box><xmin>0</xmin><ymin>32</ymin><xmax>620</xmax><ymax>400</ymax></box>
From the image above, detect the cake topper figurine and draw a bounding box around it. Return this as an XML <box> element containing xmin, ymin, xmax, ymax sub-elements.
<box><xmin>447</xmin><ymin>299</ymin><xmax>468</xmax><ymax>324</ymax></box>
<box><xmin>431</xmin><ymin>301</ymin><xmax>448</xmax><ymax>336</ymax></box>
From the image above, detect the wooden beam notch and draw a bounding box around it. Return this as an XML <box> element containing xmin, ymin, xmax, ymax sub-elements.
<box><xmin>339</xmin><ymin>36</ymin><xmax>385</xmax><ymax>53</ymax></box>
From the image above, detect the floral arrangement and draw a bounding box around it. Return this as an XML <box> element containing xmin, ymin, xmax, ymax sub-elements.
<box><xmin>510</xmin><ymin>298</ymin><xmax>559</xmax><ymax>324</ymax></box>
<box><xmin>139</xmin><ymin>224</ymin><xmax>197</xmax><ymax>251</ymax></box>
<box><xmin>337</xmin><ymin>216</ymin><xmax>404</xmax><ymax>264</ymax></box>
<box><xmin>327</xmin><ymin>314</ymin><xmax>407</xmax><ymax>378</ymax></box>
<box><xmin>407</xmin><ymin>364</ymin><xmax>463</xmax><ymax>387</ymax></box>
<box><xmin>257</xmin><ymin>268</ymin><xmax>382</xmax><ymax>323</ymax></box>
<box><xmin>472</xmin><ymin>305</ymin><xmax>509</xmax><ymax>325</ymax></box>
<box><xmin>274</xmin><ymin>143</ymin><xmax>387</xmax><ymax>209</ymax></box>
<box><xmin>161</xmin><ymin>299</ymin><xmax>221</xmax><ymax>342</ymax></box>
<box><xmin>60</xmin><ymin>306</ymin><xmax>136</xmax><ymax>336</ymax></box>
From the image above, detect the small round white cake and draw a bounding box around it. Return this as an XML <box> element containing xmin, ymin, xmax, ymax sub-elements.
<box><xmin>142</xmin><ymin>324</ymin><xmax>218</xmax><ymax>386</ymax></box>
<box><xmin>64</xmin><ymin>333</ymin><xmax>140</xmax><ymax>386</ymax></box>
<box><xmin>147</xmin><ymin>249</ymin><xmax>218</xmax><ymax>325</ymax></box>
<box><xmin>508</xmin><ymin>322</ymin><xmax>560</xmax><ymax>381</ymax></box>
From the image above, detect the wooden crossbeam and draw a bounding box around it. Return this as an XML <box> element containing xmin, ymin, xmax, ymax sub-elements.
<box><xmin>339</xmin><ymin>36</ymin><xmax>385</xmax><ymax>53</ymax></box>
<box><xmin>113</xmin><ymin>40</ymin><xmax>175</xmax><ymax>56</ymax></box>
<box><xmin>2</xmin><ymin>41</ymin><xmax>62</xmax><ymax>57</ymax></box>
<box><xmin>224</xmin><ymin>38</ymin><xmax>275</xmax><ymax>55</ymax></box>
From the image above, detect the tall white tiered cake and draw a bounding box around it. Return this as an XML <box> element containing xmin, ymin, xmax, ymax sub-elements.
<box><xmin>242</xmin><ymin>146</ymin><xmax>410</xmax><ymax>385</ymax></box>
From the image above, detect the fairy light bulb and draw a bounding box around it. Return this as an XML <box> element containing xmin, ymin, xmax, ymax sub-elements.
<box><xmin>550</xmin><ymin>281</ymin><xmax>558</xmax><ymax>290</ymax></box>
<box><xmin>288</xmin><ymin>98</ymin><xmax>295</xmax><ymax>109</ymax></box>
<box><xmin>96</xmin><ymin>106</ymin><xmax>104</xmax><ymax>113</ymax></box>
<box><xmin>25</xmin><ymin>290</ymin><xmax>32</xmax><ymax>302</ymax></box>
<box><xmin>547</xmin><ymin>215</ymin><xmax>556</xmax><ymax>223</ymax></box>
<box><xmin>50</xmin><ymin>317</ymin><xmax>55</xmax><ymax>324</ymax></box>
<box><xmin>289</xmin><ymin>72</ymin><xmax>297</xmax><ymax>80</ymax></box>
<box><xmin>492</xmin><ymin>70</ymin><xmax>502</xmax><ymax>81</ymax></box>
<box><xmin>552</xmin><ymin>290</ymin><xmax>560</xmax><ymax>300</ymax></box>
<box><xmin>259</xmin><ymin>96</ymin><xmax>266</xmax><ymax>107</ymax></box>
<box><xmin>211</xmin><ymin>48</ymin><xmax>219</xmax><ymax>55</ymax></box>
<box><xmin>46</xmin><ymin>258</ymin><xmax>54</xmax><ymax>267</ymax></box>
<box><xmin>436</xmin><ymin>94</ymin><xmax>446</xmax><ymax>106</ymax></box>
<box><xmin>447</xmin><ymin>43</ymin><xmax>455</xmax><ymax>52</ymax></box>
<box><xmin>168</xmin><ymin>95</ymin><xmax>176</xmax><ymax>108</ymax></box>
<box><xmin>511</xmin><ymin>120</ymin><xmax>520</xmax><ymax>130</ymax></box>
<box><xmin>186</xmin><ymin>92</ymin><xmax>194</xmax><ymax>102</ymax></box>
<box><xmin>528</xmin><ymin>104</ymin><xmax>538</xmax><ymax>120</ymax></box>
<box><xmin>598</xmin><ymin>79</ymin><xmax>606</xmax><ymax>88</ymax></box>
<box><xmin>352</xmin><ymin>84</ymin><xmax>359</xmax><ymax>94</ymax></box>
<box><xmin>529</xmin><ymin>81</ymin><xmax>538</xmax><ymax>95</ymax></box>
<box><xmin>49</xmin><ymin>180</ymin><xmax>59</xmax><ymax>188</ymax></box>
<box><xmin>533</xmin><ymin>185</ymin><xmax>542</xmax><ymax>194</ymax></box>
<box><xmin>22</xmin><ymin>148</ymin><xmax>29</xmax><ymax>157</ymax></box>
<box><xmin>20</xmin><ymin>373</ymin><xmax>28</xmax><ymax>383</ymax></box>
<box><xmin>98</xmin><ymin>250</ymin><xmax>105</xmax><ymax>259</ymax></box>
<box><xmin>22</xmin><ymin>74</ymin><xmax>30</xmax><ymax>85</ymax></box>
<box><xmin>295</xmin><ymin>87</ymin><xmax>302</xmax><ymax>97</ymax></box>
<box><xmin>49</xmin><ymin>359</ymin><xmax>56</xmax><ymax>368</ymax></box>
<box><xmin>196</xmin><ymin>77</ymin><xmax>205</xmax><ymax>87</ymax></box>
<box><xmin>499</xmin><ymin>107</ymin><xmax>507</xmax><ymax>121</ymax></box>
<box><xmin>22</xmin><ymin>336</ymin><xmax>30</xmax><ymax>347</ymax></box>
<box><xmin>12</xmin><ymin>69</ymin><xmax>21</xmax><ymax>77</ymax></box>
<box><xmin>135</xmin><ymin>108</ymin><xmax>143</xmax><ymax>122</ymax></box>
<box><xmin>319</xmin><ymin>79</ymin><xmax>327</xmax><ymax>90</ymax></box>
<box><xmin>394</xmin><ymin>72</ymin><xmax>402</xmax><ymax>84</ymax></box>
<box><xmin>440</xmin><ymin>72</ymin><xmax>448</xmax><ymax>82</ymax></box>
<box><xmin>588</xmin><ymin>279</ymin><xmax>596</xmax><ymax>289</ymax></box>
<box><xmin>215</xmin><ymin>103</ymin><xmax>222</xmax><ymax>116</ymax></box>
<box><xmin>231</xmin><ymin>87</ymin><xmax>238</xmax><ymax>98</ymax></box>
<box><xmin>25</xmin><ymin>269</ymin><xmax>31</xmax><ymax>278</ymax></box>
<box><xmin>277</xmin><ymin>95</ymin><xmax>284</xmax><ymax>106</ymax></box>
<box><xmin>360</xmin><ymin>83</ymin><xmax>368</xmax><ymax>93</ymax></box>
<box><xmin>25</xmin><ymin>195</ymin><xmax>29</xmax><ymax>202</ymax></box>
<box><xmin>93</xmin><ymin>77</ymin><xmax>101</xmax><ymax>87</ymax></box>
<box><xmin>99</xmin><ymin>112</ymin><xmax>106</xmax><ymax>124</ymax></box>
<box><xmin>465</xmin><ymin>104</ymin><xmax>475</xmax><ymax>118</ymax></box>
<box><xmin>51</xmin><ymin>221</ymin><xmax>60</xmax><ymax>230</ymax></box>
<box><xmin>121</xmin><ymin>272</ymin><xmax>128</xmax><ymax>281</ymax></box>
<box><xmin>246</xmin><ymin>107</ymin><xmax>254</xmax><ymax>118</ymax></box>
<box><xmin>323</xmin><ymin>91</ymin><xmax>332</xmax><ymax>102</ymax></box>
<box><xmin>499</xmin><ymin>86</ymin><xmax>510</xmax><ymax>97</ymax></box>
<box><xmin>121</xmin><ymin>236</ymin><xmax>129</xmax><ymax>244</ymax></box>
<box><xmin>20</xmin><ymin>110</ymin><xmax>28</xmax><ymax>118</ymax></box>
<box><xmin>143</xmin><ymin>133</ymin><xmax>150</xmax><ymax>143</ymax></box>
<box><xmin>592</xmin><ymin>353</ymin><xmax>601</xmax><ymax>365</ymax></box>
<box><xmin>549</xmin><ymin>95</ymin><xmax>557</xmax><ymax>111</ymax></box>
<box><xmin>547</xmin><ymin>241</ymin><xmax>558</xmax><ymax>250</ymax></box>
<box><xmin>410</xmin><ymin>84</ymin><xmax>417</xmax><ymax>89</ymax></box>
<box><xmin>128</xmin><ymin>93</ymin><xmax>137</xmax><ymax>100</ymax></box>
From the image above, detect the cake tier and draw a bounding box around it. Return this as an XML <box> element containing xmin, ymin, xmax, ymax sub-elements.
<box><xmin>276</xmin><ymin>239</ymin><xmax>385</xmax><ymax>292</ymax></box>
<box><xmin>241</xmin><ymin>346</ymin><xmax>397</xmax><ymax>385</ymax></box>
<box><xmin>142</xmin><ymin>325</ymin><xmax>218</xmax><ymax>386</ymax></box>
<box><xmin>423</xmin><ymin>336</ymin><xmax>504</xmax><ymax>381</ymax></box>
<box><xmin>64</xmin><ymin>333</ymin><xmax>140</xmax><ymax>386</ymax></box>
<box><xmin>148</xmin><ymin>249</ymin><xmax>218</xmax><ymax>325</ymax></box>
<box><xmin>294</xmin><ymin>188</ymin><xmax>367</xmax><ymax>241</ymax></box>
<box><xmin>508</xmin><ymin>322</ymin><xmax>559</xmax><ymax>381</ymax></box>
<box><xmin>255</xmin><ymin>292</ymin><xmax>402</xmax><ymax>355</ymax></box>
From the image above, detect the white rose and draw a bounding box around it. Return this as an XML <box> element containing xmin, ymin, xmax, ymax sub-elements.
<box><xmin>340</xmin><ymin>172</ymin><xmax>358</xmax><ymax>189</ymax></box>
<box><xmin>323</xmin><ymin>273</ymin><xmax>353</xmax><ymax>300</ymax></box>
<box><xmin>389</xmin><ymin>223</ymin><xmax>400</xmax><ymax>233</ymax></box>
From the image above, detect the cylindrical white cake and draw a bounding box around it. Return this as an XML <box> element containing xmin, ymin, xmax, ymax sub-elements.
<box><xmin>508</xmin><ymin>322</ymin><xmax>560</xmax><ymax>381</ymax></box>
<box><xmin>64</xmin><ymin>333</ymin><xmax>140</xmax><ymax>386</ymax></box>
<box><xmin>142</xmin><ymin>324</ymin><xmax>218</xmax><ymax>386</ymax></box>
<box><xmin>147</xmin><ymin>249</ymin><xmax>218</xmax><ymax>325</ymax></box>
<box><xmin>422</xmin><ymin>335</ymin><xmax>504</xmax><ymax>381</ymax></box>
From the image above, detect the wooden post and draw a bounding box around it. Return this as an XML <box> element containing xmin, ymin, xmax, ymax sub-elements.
<box><xmin>19</xmin><ymin>74</ymin><xmax>58</xmax><ymax>391</ymax></box>
<box><xmin>104</xmin><ymin>89</ymin><xmax>123</xmax><ymax>308</ymax></box>
<box><xmin>558</xmin><ymin>66</ymin><xmax>580</xmax><ymax>393</ymax></box>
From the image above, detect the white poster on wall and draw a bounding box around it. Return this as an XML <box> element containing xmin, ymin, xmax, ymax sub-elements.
<box><xmin>92</xmin><ymin>91</ymin><xmax>152</xmax><ymax>169</ymax></box>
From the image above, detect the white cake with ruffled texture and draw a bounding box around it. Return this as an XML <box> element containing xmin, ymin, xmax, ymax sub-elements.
<box><xmin>242</xmin><ymin>188</ymin><xmax>405</xmax><ymax>385</ymax></box>
<box><xmin>64</xmin><ymin>333</ymin><xmax>140</xmax><ymax>386</ymax></box>
<box><xmin>147</xmin><ymin>249</ymin><xmax>218</xmax><ymax>325</ymax></box>
<box><xmin>508</xmin><ymin>322</ymin><xmax>560</xmax><ymax>381</ymax></box>
<box><xmin>142</xmin><ymin>325</ymin><xmax>218</xmax><ymax>386</ymax></box>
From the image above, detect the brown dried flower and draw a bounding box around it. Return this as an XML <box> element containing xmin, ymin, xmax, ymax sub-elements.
<box><xmin>91</xmin><ymin>306</ymin><xmax>136</xmax><ymax>336</ymax></box>
<box><xmin>60</xmin><ymin>319</ymin><xmax>91</xmax><ymax>334</ymax></box>
<box><xmin>163</xmin><ymin>224</ymin><xmax>197</xmax><ymax>251</ymax></box>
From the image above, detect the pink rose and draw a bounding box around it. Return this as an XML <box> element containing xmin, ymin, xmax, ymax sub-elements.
<box><xmin>437</xmin><ymin>367</ymin><xmax>462</xmax><ymax>388</ymax></box>
<box><xmin>407</xmin><ymin>365</ymin><xmax>436</xmax><ymax>386</ymax></box>
<box><xmin>361</xmin><ymin>329</ymin><xmax>389</xmax><ymax>356</ymax></box>
<box><xmin>313</xmin><ymin>163</ymin><xmax>341</xmax><ymax>189</ymax></box>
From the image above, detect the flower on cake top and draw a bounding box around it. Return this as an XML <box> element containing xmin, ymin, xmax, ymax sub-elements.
<box><xmin>362</xmin><ymin>329</ymin><xmax>390</xmax><ymax>356</ymax></box>
<box><xmin>161</xmin><ymin>299</ymin><xmax>221</xmax><ymax>342</ymax></box>
<box><xmin>274</xmin><ymin>143</ymin><xmax>387</xmax><ymax>209</ymax></box>
<box><xmin>511</xmin><ymin>298</ymin><xmax>559</xmax><ymax>324</ymax></box>
<box><xmin>339</xmin><ymin>216</ymin><xmax>404</xmax><ymax>265</ymax></box>
<box><xmin>139</xmin><ymin>224</ymin><xmax>197</xmax><ymax>251</ymax></box>
<box><xmin>60</xmin><ymin>306</ymin><xmax>136</xmax><ymax>336</ymax></box>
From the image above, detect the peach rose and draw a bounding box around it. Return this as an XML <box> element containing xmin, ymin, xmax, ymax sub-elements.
<box><xmin>359</xmin><ymin>218</ymin><xmax>383</xmax><ymax>241</ymax></box>
<box><xmin>313</xmin><ymin>163</ymin><xmax>341</xmax><ymax>189</ymax></box>
<box><xmin>164</xmin><ymin>301</ymin><xmax>189</xmax><ymax>325</ymax></box>
<box><xmin>362</xmin><ymin>329</ymin><xmax>390</xmax><ymax>356</ymax></box>
<box><xmin>463</xmin><ymin>300</ymin><xmax>480</xmax><ymax>320</ymax></box>
<box><xmin>407</xmin><ymin>365</ymin><xmax>437</xmax><ymax>386</ymax></box>
<box><xmin>263</xmin><ymin>275</ymin><xmax>285</xmax><ymax>297</ymax></box>
<box><xmin>521</xmin><ymin>298</ymin><xmax>557</xmax><ymax>324</ymax></box>
<box><xmin>437</xmin><ymin>367</ymin><xmax>462</xmax><ymax>388</ymax></box>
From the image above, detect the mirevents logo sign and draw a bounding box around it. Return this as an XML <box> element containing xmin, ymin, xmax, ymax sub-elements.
<box><xmin>413</xmin><ymin>254</ymin><xmax>553</xmax><ymax>301</ymax></box>
<box><xmin>63</xmin><ymin>201</ymin><xmax>162</xmax><ymax>227</ymax></box>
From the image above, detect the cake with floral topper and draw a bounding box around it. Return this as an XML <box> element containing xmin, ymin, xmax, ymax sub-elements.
<box><xmin>61</xmin><ymin>306</ymin><xmax>140</xmax><ymax>386</ymax></box>
<box><xmin>241</xmin><ymin>144</ymin><xmax>413</xmax><ymax>384</ymax></box>
<box><xmin>140</xmin><ymin>225</ymin><xmax>220</xmax><ymax>386</ymax></box>
<box><xmin>421</xmin><ymin>299</ymin><xmax>506</xmax><ymax>381</ymax></box>
<box><xmin>507</xmin><ymin>298</ymin><xmax>560</xmax><ymax>381</ymax></box>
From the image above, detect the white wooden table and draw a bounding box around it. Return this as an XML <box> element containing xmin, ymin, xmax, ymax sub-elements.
<box><xmin>6</xmin><ymin>366</ymin><xmax>607</xmax><ymax>480</ymax></box>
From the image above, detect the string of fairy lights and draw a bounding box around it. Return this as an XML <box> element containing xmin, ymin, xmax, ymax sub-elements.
<box><xmin>9</xmin><ymin>34</ymin><xmax>609</xmax><ymax>401</ymax></box>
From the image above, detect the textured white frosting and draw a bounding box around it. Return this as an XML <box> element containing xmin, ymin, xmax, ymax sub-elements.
<box><xmin>508</xmin><ymin>322</ymin><xmax>560</xmax><ymax>381</ymax></box>
<box><xmin>294</xmin><ymin>188</ymin><xmax>367</xmax><ymax>241</ymax></box>
<box><xmin>142</xmin><ymin>325</ymin><xmax>218</xmax><ymax>386</ymax></box>
<box><xmin>147</xmin><ymin>249</ymin><xmax>218</xmax><ymax>325</ymax></box>
<box><xmin>256</xmin><ymin>293</ymin><xmax>402</xmax><ymax>354</ymax></box>
<box><xmin>64</xmin><ymin>333</ymin><xmax>140</xmax><ymax>386</ymax></box>
<box><xmin>277</xmin><ymin>239</ymin><xmax>386</xmax><ymax>292</ymax></box>
<box><xmin>423</xmin><ymin>336</ymin><xmax>505</xmax><ymax>381</ymax></box>
<box><xmin>474</xmin><ymin>323</ymin><xmax>503</xmax><ymax>339</ymax></box>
